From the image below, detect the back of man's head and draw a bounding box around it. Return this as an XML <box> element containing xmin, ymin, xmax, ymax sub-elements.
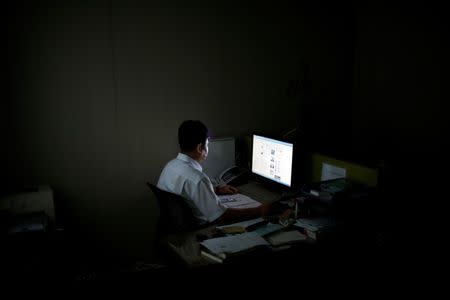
<box><xmin>178</xmin><ymin>120</ymin><xmax>208</xmax><ymax>152</ymax></box>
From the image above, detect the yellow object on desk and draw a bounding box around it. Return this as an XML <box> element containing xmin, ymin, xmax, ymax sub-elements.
<box><xmin>219</xmin><ymin>226</ymin><xmax>246</xmax><ymax>234</ymax></box>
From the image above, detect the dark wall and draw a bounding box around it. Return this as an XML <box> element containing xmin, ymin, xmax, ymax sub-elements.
<box><xmin>352</xmin><ymin>3</ymin><xmax>449</xmax><ymax>165</ymax></box>
<box><xmin>351</xmin><ymin>3</ymin><xmax>449</xmax><ymax>248</ymax></box>
<box><xmin>4</xmin><ymin>1</ymin><xmax>355</xmax><ymax>259</ymax></box>
<box><xmin>296</xmin><ymin>4</ymin><xmax>356</xmax><ymax>155</ymax></box>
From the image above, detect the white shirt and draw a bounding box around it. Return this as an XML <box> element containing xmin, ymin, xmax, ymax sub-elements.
<box><xmin>157</xmin><ymin>153</ymin><xmax>226</xmax><ymax>223</ymax></box>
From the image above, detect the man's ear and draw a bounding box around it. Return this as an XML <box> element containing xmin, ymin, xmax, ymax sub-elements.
<box><xmin>195</xmin><ymin>143</ymin><xmax>204</xmax><ymax>154</ymax></box>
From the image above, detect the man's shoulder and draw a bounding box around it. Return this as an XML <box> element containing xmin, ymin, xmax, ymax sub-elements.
<box><xmin>184</xmin><ymin>166</ymin><xmax>208</xmax><ymax>183</ymax></box>
<box><xmin>164</xmin><ymin>159</ymin><xmax>207</xmax><ymax>183</ymax></box>
<box><xmin>163</xmin><ymin>157</ymin><xmax>186</xmax><ymax>171</ymax></box>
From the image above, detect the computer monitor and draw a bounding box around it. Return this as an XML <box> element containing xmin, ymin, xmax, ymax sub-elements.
<box><xmin>251</xmin><ymin>134</ymin><xmax>293</xmax><ymax>187</ymax></box>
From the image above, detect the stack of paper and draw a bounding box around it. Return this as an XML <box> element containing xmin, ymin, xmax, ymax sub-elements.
<box><xmin>294</xmin><ymin>218</ymin><xmax>336</xmax><ymax>231</ymax></box>
<box><xmin>200</xmin><ymin>232</ymin><xmax>269</xmax><ymax>257</ymax></box>
<box><xmin>293</xmin><ymin>218</ymin><xmax>336</xmax><ymax>240</ymax></box>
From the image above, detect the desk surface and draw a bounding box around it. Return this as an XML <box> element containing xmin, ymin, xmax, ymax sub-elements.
<box><xmin>236</xmin><ymin>181</ymin><xmax>283</xmax><ymax>204</ymax></box>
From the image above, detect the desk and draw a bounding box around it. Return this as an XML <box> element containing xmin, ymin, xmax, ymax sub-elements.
<box><xmin>160</xmin><ymin>225</ymin><xmax>219</xmax><ymax>268</ymax></box>
<box><xmin>162</xmin><ymin>179</ymin><xmax>381</xmax><ymax>268</ymax></box>
<box><xmin>160</xmin><ymin>181</ymin><xmax>317</xmax><ymax>269</ymax></box>
<box><xmin>236</xmin><ymin>181</ymin><xmax>283</xmax><ymax>204</ymax></box>
<box><xmin>159</xmin><ymin>181</ymin><xmax>387</xmax><ymax>286</ymax></box>
<box><xmin>161</xmin><ymin>227</ymin><xmax>322</xmax><ymax>272</ymax></box>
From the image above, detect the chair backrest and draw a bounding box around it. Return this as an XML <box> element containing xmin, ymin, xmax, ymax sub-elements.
<box><xmin>147</xmin><ymin>183</ymin><xmax>200</xmax><ymax>234</ymax></box>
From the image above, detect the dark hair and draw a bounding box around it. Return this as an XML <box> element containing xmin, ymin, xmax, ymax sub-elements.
<box><xmin>178</xmin><ymin>120</ymin><xmax>208</xmax><ymax>152</ymax></box>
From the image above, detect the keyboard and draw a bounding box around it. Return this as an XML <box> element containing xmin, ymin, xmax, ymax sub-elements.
<box><xmin>238</xmin><ymin>182</ymin><xmax>281</xmax><ymax>203</ymax></box>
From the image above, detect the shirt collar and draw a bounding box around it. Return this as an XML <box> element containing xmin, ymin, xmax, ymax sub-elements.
<box><xmin>177</xmin><ymin>153</ymin><xmax>203</xmax><ymax>172</ymax></box>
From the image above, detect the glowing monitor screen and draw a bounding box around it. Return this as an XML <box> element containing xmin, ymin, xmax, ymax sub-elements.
<box><xmin>252</xmin><ymin>134</ymin><xmax>293</xmax><ymax>187</ymax></box>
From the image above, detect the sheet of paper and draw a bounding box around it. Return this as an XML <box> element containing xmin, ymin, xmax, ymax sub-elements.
<box><xmin>253</xmin><ymin>223</ymin><xmax>283</xmax><ymax>236</ymax></box>
<box><xmin>321</xmin><ymin>163</ymin><xmax>346</xmax><ymax>181</ymax></box>
<box><xmin>218</xmin><ymin>193</ymin><xmax>261</xmax><ymax>208</ymax></box>
<box><xmin>267</xmin><ymin>230</ymin><xmax>307</xmax><ymax>246</ymax></box>
<box><xmin>200</xmin><ymin>232</ymin><xmax>269</xmax><ymax>255</ymax></box>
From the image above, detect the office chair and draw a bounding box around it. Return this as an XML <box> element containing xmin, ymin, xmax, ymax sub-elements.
<box><xmin>146</xmin><ymin>183</ymin><xmax>200</xmax><ymax>234</ymax></box>
<box><xmin>147</xmin><ymin>183</ymin><xmax>212</xmax><ymax>266</ymax></box>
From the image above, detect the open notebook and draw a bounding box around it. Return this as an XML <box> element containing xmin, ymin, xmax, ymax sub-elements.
<box><xmin>218</xmin><ymin>193</ymin><xmax>261</xmax><ymax>209</ymax></box>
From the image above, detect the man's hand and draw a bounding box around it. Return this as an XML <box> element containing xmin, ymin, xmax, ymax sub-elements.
<box><xmin>215</xmin><ymin>185</ymin><xmax>239</xmax><ymax>195</ymax></box>
<box><xmin>279</xmin><ymin>208</ymin><xmax>293</xmax><ymax>222</ymax></box>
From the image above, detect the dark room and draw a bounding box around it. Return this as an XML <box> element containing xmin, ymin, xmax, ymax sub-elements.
<box><xmin>2</xmin><ymin>1</ymin><xmax>448</xmax><ymax>286</ymax></box>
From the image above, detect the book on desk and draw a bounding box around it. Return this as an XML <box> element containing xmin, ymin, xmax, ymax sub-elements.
<box><xmin>200</xmin><ymin>231</ymin><xmax>270</xmax><ymax>263</ymax></box>
<box><xmin>293</xmin><ymin>217</ymin><xmax>337</xmax><ymax>240</ymax></box>
<box><xmin>200</xmin><ymin>217</ymin><xmax>310</xmax><ymax>263</ymax></box>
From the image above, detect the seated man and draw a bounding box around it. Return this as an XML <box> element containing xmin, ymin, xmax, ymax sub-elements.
<box><xmin>157</xmin><ymin>120</ymin><xmax>274</xmax><ymax>225</ymax></box>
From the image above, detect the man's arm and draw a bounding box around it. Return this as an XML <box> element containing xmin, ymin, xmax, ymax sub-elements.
<box><xmin>215</xmin><ymin>185</ymin><xmax>238</xmax><ymax>195</ymax></box>
<box><xmin>214</xmin><ymin>204</ymin><xmax>271</xmax><ymax>225</ymax></box>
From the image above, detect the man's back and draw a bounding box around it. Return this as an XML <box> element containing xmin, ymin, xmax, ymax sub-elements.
<box><xmin>157</xmin><ymin>153</ymin><xmax>226</xmax><ymax>223</ymax></box>
<box><xmin>157</xmin><ymin>155</ymin><xmax>204</xmax><ymax>195</ymax></box>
